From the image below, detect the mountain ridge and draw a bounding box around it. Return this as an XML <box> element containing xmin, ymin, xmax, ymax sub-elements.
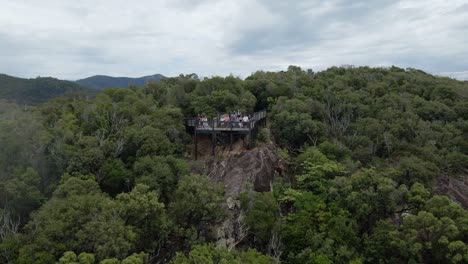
<box><xmin>0</xmin><ymin>74</ymin><xmax>96</xmax><ymax>105</ymax></box>
<box><xmin>75</xmin><ymin>73</ymin><xmax>166</xmax><ymax>89</ymax></box>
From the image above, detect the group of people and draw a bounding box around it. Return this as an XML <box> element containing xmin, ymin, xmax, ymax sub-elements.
<box><xmin>197</xmin><ymin>114</ymin><xmax>210</xmax><ymax>128</ymax></box>
<box><xmin>196</xmin><ymin>111</ymin><xmax>253</xmax><ymax>129</ymax></box>
<box><xmin>221</xmin><ymin>112</ymin><xmax>251</xmax><ymax>128</ymax></box>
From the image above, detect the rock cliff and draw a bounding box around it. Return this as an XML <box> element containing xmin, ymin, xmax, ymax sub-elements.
<box><xmin>434</xmin><ymin>174</ymin><xmax>468</xmax><ymax>209</ymax></box>
<box><xmin>195</xmin><ymin>143</ymin><xmax>285</xmax><ymax>249</ymax></box>
<box><xmin>206</xmin><ymin>144</ymin><xmax>281</xmax><ymax>199</ymax></box>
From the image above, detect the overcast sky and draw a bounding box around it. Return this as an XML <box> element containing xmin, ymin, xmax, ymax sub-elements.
<box><xmin>1</xmin><ymin>0</ymin><xmax>467</xmax><ymax>80</ymax></box>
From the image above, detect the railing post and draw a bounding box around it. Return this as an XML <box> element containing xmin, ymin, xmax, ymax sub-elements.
<box><xmin>249</xmin><ymin>123</ymin><xmax>253</xmax><ymax>149</ymax></box>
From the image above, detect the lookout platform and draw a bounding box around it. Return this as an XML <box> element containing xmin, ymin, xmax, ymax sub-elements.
<box><xmin>185</xmin><ymin>110</ymin><xmax>267</xmax><ymax>159</ymax></box>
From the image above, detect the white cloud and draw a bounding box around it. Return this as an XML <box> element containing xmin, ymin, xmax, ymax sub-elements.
<box><xmin>0</xmin><ymin>0</ymin><xmax>467</xmax><ymax>80</ymax></box>
<box><xmin>437</xmin><ymin>71</ymin><xmax>468</xmax><ymax>80</ymax></box>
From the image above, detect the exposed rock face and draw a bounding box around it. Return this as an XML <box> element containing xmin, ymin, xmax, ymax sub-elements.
<box><xmin>434</xmin><ymin>174</ymin><xmax>468</xmax><ymax>209</ymax></box>
<box><xmin>206</xmin><ymin>144</ymin><xmax>280</xmax><ymax>199</ymax></box>
<box><xmin>200</xmin><ymin>143</ymin><xmax>285</xmax><ymax>249</ymax></box>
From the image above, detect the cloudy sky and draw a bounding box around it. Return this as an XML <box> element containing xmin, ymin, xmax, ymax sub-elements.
<box><xmin>1</xmin><ymin>0</ymin><xmax>467</xmax><ymax>80</ymax></box>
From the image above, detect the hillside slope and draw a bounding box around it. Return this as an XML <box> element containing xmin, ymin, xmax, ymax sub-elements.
<box><xmin>1</xmin><ymin>66</ymin><xmax>467</xmax><ymax>263</ymax></box>
<box><xmin>75</xmin><ymin>74</ymin><xmax>166</xmax><ymax>89</ymax></box>
<box><xmin>0</xmin><ymin>74</ymin><xmax>95</xmax><ymax>105</ymax></box>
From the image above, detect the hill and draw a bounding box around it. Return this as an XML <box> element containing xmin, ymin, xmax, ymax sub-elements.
<box><xmin>0</xmin><ymin>66</ymin><xmax>467</xmax><ymax>263</ymax></box>
<box><xmin>0</xmin><ymin>74</ymin><xmax>96</xmax><ymax>105</ymax></box>
<box><xmin>75</xmin><ymin>74</ymin><xmax>166</xmax><ymax>89</ymax></box>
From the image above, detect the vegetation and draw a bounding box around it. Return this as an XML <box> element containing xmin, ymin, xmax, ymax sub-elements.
<box><xmin>0</xmin><ymin>74</ymin><xmax>95</xmax><ymax>105</ymax></box>
<box><xmin>0</xmin><ymin>66</ymin><xmax>467</xmax><ymax>263</ymax></box>
<box><xmin>75</xmin><ymin>74</ymin><xmax>166</xmax><ymax>90</ymax></box>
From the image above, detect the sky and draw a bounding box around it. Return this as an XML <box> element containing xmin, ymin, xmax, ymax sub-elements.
<box><xmin>0</xmin><ymin>0</ymin><xmax>467</xmax><ymax>80</ymax></box>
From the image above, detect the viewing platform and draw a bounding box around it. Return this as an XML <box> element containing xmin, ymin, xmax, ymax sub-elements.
<box><xmin>185</xmin><ymin>110</ymin><xmax>266</xmax><ymax>134</ymax></box>
<box><xmin>185</xmin><ymin>110</ymin><xmax>267</xmax><ymax>159</ymax></box>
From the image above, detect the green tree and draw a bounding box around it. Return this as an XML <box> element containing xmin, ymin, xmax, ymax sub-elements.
<box><xmin>169</xmin><ymin>175</ymin><xmax>224</xmax><ymax>249</ymax></box>
<box><xmin>17</xmin><ymin>177</ymin><xmax>137</xmax><ymax>263</ymax></box>
<box><xmin>116</xmin><ymin>184</ymin><xmax>168</xmax><ymax>254</ymax></box>
<box><xmin>171</xmin><ymin>244</ymin><xmax>272</xmax><ymax>264</ymax></box>
<box><xmin>133</xmin><ymin>156</ymin><xmax>189</xmax><ymax>203</ymax></box>
<box><xmin>240</xmin><ymin>191</ymin><xmax>281</xmax><ymax>246</ymax></box>
<box><xmin>270</xmin><ymin>97</ymin><xmax>324</xmax><ymax>148</ymax></box>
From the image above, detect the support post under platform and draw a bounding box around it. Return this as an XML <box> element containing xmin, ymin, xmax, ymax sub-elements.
<box><xmin>211</xmin><ymin>122</ymin><xmax>215</xmax><ymax>156</ymax></box>
<box><xmin>230</xmin><ymin>122</ymin><xmax>233</xmax><ymax>151</ymax></box>
<box><xmin>194</xmin><ymin>129</ymin><xmax>198</xmax><ymax>160</ymax></box>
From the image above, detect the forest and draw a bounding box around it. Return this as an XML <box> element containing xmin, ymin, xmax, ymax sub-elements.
<box><xmin>0</xmin><ymin>66</ymin><xmax>467</xmax><ymax>264</ymax></box>
<box><xmin>0</xmin><ymin>74</ymin><xmax>95</xmax><ymax>105</ymax></box>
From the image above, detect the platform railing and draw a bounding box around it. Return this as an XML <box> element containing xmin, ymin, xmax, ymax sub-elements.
<box><xmin>186</xmin><ymin>110</ymin><xmax>266</xmax><ymax>131</ymax></box>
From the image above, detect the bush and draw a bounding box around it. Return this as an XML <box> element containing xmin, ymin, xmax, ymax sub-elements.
<box><xmin>257</xmin><ymin>128</ymin><xmax>271</xmax><ymax>143</ymax></box>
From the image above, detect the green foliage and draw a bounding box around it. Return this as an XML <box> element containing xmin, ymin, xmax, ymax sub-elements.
<box><xmin>169</xmin><ymin>175</ymin><xmax>225</xmax><ymax>248</ymax></box>
<box><xmin>317</xmin><ymin>141</ymin><xmax>351</xmax><ymax>162</ymax></box>
<box><xmin>268</xmin><ymin>66</ymin><xmax>467</xmax><ymax>173</ymax></box>
<box><xmin>0</xmin><ymin>167</ymin><xmax>44</xmax><ymax>220</ymax></box>
<box><xmin>1</xmin><ymin>66</ymin><xmax>468</xmax><ymax>263</ymax></box>
<box><xmin>394</xmin><ymin>155</ymin><xmax>440</xmax><ymax>185</ymax></box>
<box><xmin>331</xmin><ymin>168</ymin><xmax>406</xmax><ymax>230</ymax></box>
<box><xmin>295</xmin><ymin>148</ymin><xmax>347</xmax><ymax>193</ymax></box>
<box><xmin>257</xmin><ymin>128</ymin><xmax>271</xmax><ymax>143</ymax></box>
<box><xmin>365</xmin><ymin>196</ymin><xmax>468</xmax><ymax>263</ymax></box>
<box><xmin>279</xmin><ymin>190</ymin><xmax>361</xmax><ymax>263</ymax></box>
<box><xmin>407</xmin><ymin>182</ymin><xmax>431</xmax><ymax>209</ymax></box>
<box><xmin>56</xmin><ymin>251</ymin><xmax>148</xmax><ymax>264</ymax></box>
<box><xmin>116</xmin><ymin>185</ymin><xmax>168</xmax><ymax>254</ymax></box>
<box><xmin>57</xmin><ymin>251</ymin><xmax>79</xmax><ymax>264</ymax></box>
<box><xmin>0</xmin><ymin>74</ymin><xmax>95</xmax><ymax>105</ymax></box>
<box><xmin>75</xmin><ymin>74</ymin><xmax>165</xmax><ymax>90</ymax></box>
<box><xmin>240</xmin><ymin>191</ymin><xmax>280</xmax><ymax>245</ymax></box>
<box><xmin>171</xmin><ymin>244</ymin><xmax>272</xmax><ymax>264</ymax></box>
<box><xmin>78</xmin><ymin>253</ymin><xmax>96</xmax><ymax>264</ymax></box>
<box><xmin>15</xmin><ymin>178</ymin><xmax>163</xmax><ymax>263</ymax></box>
<box><xmin>57</xmin><ymin>251</ymin><xmax>95</xmax><ymax>264</ymax></box>
<box><xmin>270</xmin><ymin>97</ymin><xmax>324</xmax><ymax>148</ymax></box>
<box><xmin>99</xmin><ymin>259</ymin><xmax>120</xmax><ymax>264</ymax></box>
<box><xmin>120</xmin><ymin>253</ymin><xmax>148</xmax><ymax>264</ymax></box>
<box><xmin>133</xmin><ymin>156</ymin><xmax>189</xmax><ymax>203</ymax></box>
<box><xmin>16</xmin><ymin>177</ymin><xmax>131</xmax><ymax>263</ymax></box>
<box><xmin>189</xmin><ymin>75</ymin><xmax>256</xmax><ymax>116</ymax></box>
<box><xmin>0</xmin><ymin>233</ymin><xmax>22</xmax><ymax>264</ymax></box>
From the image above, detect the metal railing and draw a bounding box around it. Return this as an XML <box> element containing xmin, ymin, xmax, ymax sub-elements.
<box><xmin>185</xmin><ymin>110</ymin><xmax>266</xmax><ymax>131</ymax></box>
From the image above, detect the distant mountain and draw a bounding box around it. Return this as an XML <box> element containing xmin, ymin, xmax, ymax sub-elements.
<box><xmin>0</xmin><ymin>74</ymin><xmax>96</xmax><ymax>105</ymax></box>
<box><xmin>75</xmin><ymin>74</ymin><xmax>166</xmax><ymax>90</ymax></box>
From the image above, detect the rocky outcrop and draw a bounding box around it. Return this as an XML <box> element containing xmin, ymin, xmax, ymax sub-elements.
<box><xmin>206</xmin><ymin>144</ymin><xmax>282</xmax><ymax>199</ymax></box>
<box><xmin>199</xmin><ymin>143</ymin><xmax>285</xmax><ymax>249</ymax></box>
<box><xmin>434</xmin><ymin>174</ymin><xmax>468</xmax><ymax>209</ymax></box>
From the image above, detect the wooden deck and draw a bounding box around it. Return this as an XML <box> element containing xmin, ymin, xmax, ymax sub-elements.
<box><xmin>185</xmin><ymin>110</ymin><xmax>267</xmax><ymax>159</ymax></box>
<box><xmin>185</xmin><ymin>110</ymin><xmax>266</xmax><ymax>134</ymax></box>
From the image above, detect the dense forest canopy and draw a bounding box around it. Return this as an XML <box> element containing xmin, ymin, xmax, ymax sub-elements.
<box><xmin>0</xmin><ymin>74</ymin><xmax>96</xmax><ymax>105</ymax></box>
<box><xmin>75</xmin><ymin>74</ymin><xmax>166</xmax><ymax>90</ymax></box>
<box><xmin>0</xmin><ymin>66</ymin><xmax>467</xmax><ymax>264</ymax></box>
